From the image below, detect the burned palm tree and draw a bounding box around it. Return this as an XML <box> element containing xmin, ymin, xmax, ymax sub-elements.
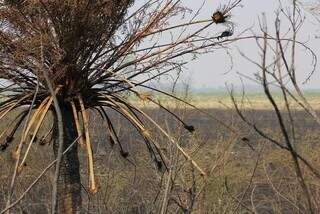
<box><xmin>0</xmin><ymin>0</ymin><xmax>242</xmax><ymax>213</ymax></box>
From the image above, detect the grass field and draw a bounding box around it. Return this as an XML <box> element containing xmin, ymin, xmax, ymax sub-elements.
<box><xmin>131</xmin><ymin>90</ymin><xmax>320</xmax><ymax>110</ymax></box>
<box><xmin>1</xmin><ymin>92</ymin><xmax>320</xmax><ymax>213</ymax></box>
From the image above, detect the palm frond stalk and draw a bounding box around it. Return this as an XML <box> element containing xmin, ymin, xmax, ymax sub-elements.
<box><xmin>0</xmin><ymin>0</ymin><xmax>241</xmax><ymax>213</ymax></box>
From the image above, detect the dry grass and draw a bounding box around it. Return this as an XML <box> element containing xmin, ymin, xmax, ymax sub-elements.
<box><xmin>1</xmin><ymin>99</ymin><xmax>320</xmax><ymax>213</ymax></box>
<box><xmin>131</xmin><ymin>92</ymin><xmax>320</xmax><ymax>110</ymax></box>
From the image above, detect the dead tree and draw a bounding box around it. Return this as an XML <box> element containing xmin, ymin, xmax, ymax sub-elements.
<box><xmin>0</xmin><ymin>0</ymin><xmax>242</xmax><ymax>213</ymax></box>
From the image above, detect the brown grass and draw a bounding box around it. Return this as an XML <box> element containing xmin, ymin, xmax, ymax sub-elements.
<box><xmin>1</xmin><ymin>101</ymin><xmax>320</xmax><ymax>213</ymax></box>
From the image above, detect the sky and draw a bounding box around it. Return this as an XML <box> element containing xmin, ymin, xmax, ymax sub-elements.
<box><xmin>177</xmin><ymin>0</ymin><xmax>320</xmax><ymax>90</ymax></box>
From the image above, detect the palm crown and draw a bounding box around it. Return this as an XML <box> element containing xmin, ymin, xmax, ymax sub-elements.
<box><xmin>0</xmin><ymin>0</ymin><xmax>239</xmax><ymax>207</ymax></box>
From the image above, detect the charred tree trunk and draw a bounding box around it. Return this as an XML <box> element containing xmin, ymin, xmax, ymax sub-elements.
<box><xmin>53</xmin><ymin>103</ymin><xmax>82</xmax><ymax>213</ymax></box>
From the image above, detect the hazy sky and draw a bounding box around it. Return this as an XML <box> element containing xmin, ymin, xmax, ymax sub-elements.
<box><xmin>178</xmin><ymin>0</ymin><xmax>320</xmax><ymax>90</ymax></box>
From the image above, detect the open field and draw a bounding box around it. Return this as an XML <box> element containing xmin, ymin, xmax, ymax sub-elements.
<box><xmin>131</xmin><ymin>91</ymin><xmax>320</xmax><ymax>110</ymax></box>
<box><xmin>1</xmin><ymin>94</ymin><xmax>320</xmax><ymax>213</ymax></box>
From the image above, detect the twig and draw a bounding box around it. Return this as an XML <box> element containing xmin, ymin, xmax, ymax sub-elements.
<box><xmin>39</xmin><ymin>37</ymin><xmax>64</xmax><ymax>214</ymax></box>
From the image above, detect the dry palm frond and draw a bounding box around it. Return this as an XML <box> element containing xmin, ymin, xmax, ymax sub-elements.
<box><xmin>18</xmin><ymin>95</ymin><xmax>54</xmax><ymax>171</ymax></box>
<box><xmin>103</xmin><ymin>92</ymin><xmax>205</xmax><ymax>175</ymax></box>
<box><xmin>0</xmin><ymin>111</ymin><xmax>27</xmax><ymax>144</ymax></box>
<box><xmin>22</xmin><ymin>96</ymin><xmax>51</xmax><ymax>141</ymax></box>
<box><xmin>98</xmin><ymin>102</ymin><xmax>132</xmax><ymax>157</ymax></box>
<box><xmin>135</xmin><ymin>91</ymin><xmax>153</xmax><ymax>101</ymax></box>
<box><xmin>0</xmin><ymin>94</ymin><xmax>31</xmax><ymax>120</ymax></box>
<box><xmin>78</xmin><ymin>96</ymin><xmax>97</xmax><ymax>194</ymax></box>
<box><xmin>71</xmin><ymin>101</ymin><xmax>86</xmax><ymax>149</ymax></box>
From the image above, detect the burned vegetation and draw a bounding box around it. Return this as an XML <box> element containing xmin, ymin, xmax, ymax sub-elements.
<box><xmin>0</xmin><ymin>0</ymin><xmax>242</xmax><ymax>213</ymax></box>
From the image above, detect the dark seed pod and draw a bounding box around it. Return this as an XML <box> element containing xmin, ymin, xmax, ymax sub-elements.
<box><xmin>212</xmin><ymin>11</ymin><xmax>227</xmax><ymax>24</ymax></box>
<box><xmin>109</xmin><ymin>136</ymin><xmax>115</xmax><ymax>147</ymax></box>
<box><xmin>241</xmin><ymin>137</ymin><xmax>254</xmax><ymax>151</ymax></box>
<box><xmin>5</xmin><ymin>136</ymin><xmax>14</xmax><ymax>143</ymax></box>
<box><xmin>241</xmin><ymin>137</ymin><xmax>249</xmax><ymax>142</ymax></box>
<box><xmin>39</xmin><ymin>138</ymin><xmax>47</xmax><ymax>146</ymax></box>
<box><xmin>217</xmin><ymin>30</ymin><xmax>233</xmax><ymax>40</ymax></box>
<box><xmin>0</xmin><ymin>143</ymin><xmax>9</xmax><ymax>151</ymax></box>
<box><xmin>120</xmin><ymin>151</ymin><xmax>129</xmax><ymax>158</ymax></box>
<box><xmin>156</xmin><ymin>160</ymin><xmax>163</xmax><ymax>170</ymax></box>
<box><xmin>184</xmin><ymin>125</ymin><xmax>195</xmax><ymax>133</ymax></box>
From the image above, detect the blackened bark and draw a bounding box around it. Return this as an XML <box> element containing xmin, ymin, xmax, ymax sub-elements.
<box><xmin>53</xmin><ymin>104</ymin><xmax>82</xmax><ymax>214</ymax></box>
